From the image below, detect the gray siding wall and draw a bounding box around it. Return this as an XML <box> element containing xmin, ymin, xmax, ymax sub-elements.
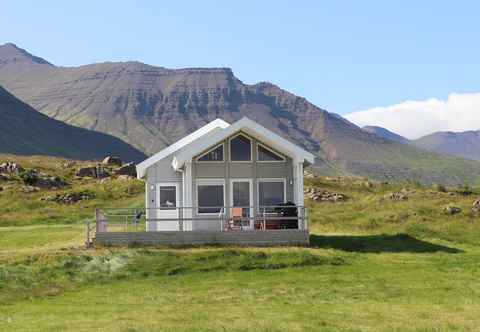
<box><xmin>192</xmin><ymin>132</ymin><xmax>294</xmax><ymax>226</ymax></box>
<box><xmin>145</xmin><ymin>155</ymin><xmax>183</xmax><ymax>231</ymax></box>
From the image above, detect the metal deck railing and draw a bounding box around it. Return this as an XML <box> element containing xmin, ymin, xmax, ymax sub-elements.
<box><xmin>94</xmin><ymin>205</ymin><xmax>308</xmax><ymax>233</ymax></box>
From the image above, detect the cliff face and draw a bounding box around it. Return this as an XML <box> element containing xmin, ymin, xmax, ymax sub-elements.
<box><xmin>1</xmin><ymin>43</ymin><xmax>479</xmax><ymax>185</ymax></box>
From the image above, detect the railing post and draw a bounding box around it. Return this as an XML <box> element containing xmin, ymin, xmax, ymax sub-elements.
<box><xmin>179</xmin><ymin>207</ymin><xmax>184</xmax><ymax>231</ymax></box>
<box><xmin>305</xmin><ymin>207</ymin><xmax>308</xmax><ymax>231</ymax></box>
<box><xmin>95</xmin><ymin>208</ymin><xmax>99</xmax><ymax>233</ymax></box>
<box><xmin>86</xmin><ymin>221</ymin><xmax>90</xmax><ymax>248</ymax></box>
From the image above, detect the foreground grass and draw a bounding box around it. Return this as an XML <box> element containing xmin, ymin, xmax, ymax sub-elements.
<box><xmin>1</xmin><ymin>240</ymin><xmax>479</xmax><ymax>332</ymax></box>
<box><xmin>1</xmin><ymin>170</ymin><xmax>480</xmax><ymax>331</ymax></box>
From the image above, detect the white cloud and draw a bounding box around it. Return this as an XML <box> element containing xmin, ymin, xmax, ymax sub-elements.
<box><xmin>345</xmin><ymin>92</ymin><xmax>480</xmax><ymax>139</ymax></box>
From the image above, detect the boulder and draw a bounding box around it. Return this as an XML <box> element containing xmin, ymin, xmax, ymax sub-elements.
<box><xmin>22</xmin><ymin>185</ymin><xmax>40</xmax><ymax>193</ymax></box>
<box><xmin>20</xmin><ymin>169</ymin><xmax>67</xmax><ymax>189</ymax></box>
<box><xmin>117</xmin><ymin>174</ymin><xmax>135</xmax><ymax>180</ymax></box>
<box><xmin>62</xmin><ymin>161</ymin><xmax>76</xmax><ymax>168</ymax></box>
<box><xmin>386</xmin><ymin>192</ymin><xmax>408</xmax><ymax>201</ymax></box>
<box><xmin>76</xmin><ymin>166</ymin><xmax>97</xmax><ymax>178</ymax></box>
<box><xmin>76</xmin><ymin>165</ymin><xmax>110</xmax><ymax>179</ymax></box>
<box><xmin>114</xmin><ymin>162</ymin><xmax>136</xmax><ymax>177</ymax></box>
<box><xmin>42</xmin><ymin>191</ymin><xmax>95</xmax><ymax>204</ymax></box>
<box><xmin>102</xmin><ymin>156</ymin><xmax>122</xmax><ymax>166</ymax></box>
<box><xmin>443</xmin><ymin>205</ymin><xmax>461</xmax><ymax>215</ymax></box>
<box><xmin>304</xmin><ymin>187</ymin><xmax>346</xmax><ymax>202</ymax></box>
<box><xmin>472</xmin><ymin>199</ymin><xmax>480</xmax><ymax>213</ymax></box>
<box><xmin>0</xmin><ymin>162</ymin><xmax>24</xmax><ymax>174</ymax></box>
<box><xmin>35</xmin><ymin>176</ymin><xmax>68</xmax><ymax>189</ymax></box>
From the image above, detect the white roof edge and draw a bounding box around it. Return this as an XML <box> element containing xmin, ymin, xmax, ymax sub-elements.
<box><xmin>172</xmin><ymin>117</ymin><xmax>315</xmax><ymax>170</ymax></box>
<box><xmin>136</xmin><ymin>119</ymin><xmax>230</xmax><ymax>178</ymax></box>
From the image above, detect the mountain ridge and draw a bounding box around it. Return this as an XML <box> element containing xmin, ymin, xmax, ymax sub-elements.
<box><xmin>1</xmin><ymin>43</ymin><xmax>479</xmax><ymax>185</ymax></box>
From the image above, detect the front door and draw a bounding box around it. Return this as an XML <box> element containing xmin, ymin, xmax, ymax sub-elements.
<box><xmin>230</xmin><ymin>179</ymin><xmax>253</xmax><ymax>229</ymax></box>
<box><xmin>156</xmin><ymin>183</ymin><xmax>180</xmax><ymax>231</ymax></box>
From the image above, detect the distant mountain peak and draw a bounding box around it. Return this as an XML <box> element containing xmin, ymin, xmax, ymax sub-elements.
<box><xmin>0</xmin><ymin>42</ymin><xmax>54</xmax><ymax>66</ymax></box>
<box><xmin>362</xmin><ymin>125</ymin><xmax>410</xmax><ymax>144</ymax></box>
<box><xmin>413</xmin><ymin>130</ymin><xmax>480</xmax><ymax>161</ymax></box>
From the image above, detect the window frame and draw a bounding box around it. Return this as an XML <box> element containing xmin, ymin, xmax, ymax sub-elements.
<box><xmin>195</xmin><ymin>178</ymin><xmax>226</xmax><ymax>215</ymax></box>
<box><xmin>195</xmin><ymin>143</ymin><xmax>225</xmax><ymax>163</ymax></box>
<box><xmin>256</xmin><ymin>142</ymin><xmax>286</xmax><ymax>163</ymax></box>
<box><xmin>156</xmin><ymin>183</ymin><xmax>179</xmax><ymax>211</ymax></box>
<box><xmin>256</xmin><ymin>178</ymin><xmax>287</xmax><ymax>208</ymax></box>
<box><xmin>228</xmin><ymin>132</ymin><xmax>253</xmax><ymax>163</ymax></box>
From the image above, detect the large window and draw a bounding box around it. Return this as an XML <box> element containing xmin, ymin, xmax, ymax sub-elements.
<box><xmin>196</xmin><ymin>179</ymin><xmax>225</xmax><ymax>214</ymax></box>
<box><xmin>230</xmin><ymin>134</ymin><xmax>251</xmax><ymax>161</ymax></box>
<box><xmin>258</xmin><ymin>179</ymin><xmax>286</xmax><ymax>207</ymax></box>
<box><xmin>257</xmin><ymin>143</ymin><xmax>285</xmax><ymax>162</ymax></box>
<box><xmin>197</xmin><ymin>144</ymin><xmax>224</xmax><ymax>162</ymax></box>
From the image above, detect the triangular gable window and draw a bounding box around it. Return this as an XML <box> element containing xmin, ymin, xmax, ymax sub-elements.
<box><xmin>197</xmin><ymin>144</ymin><xmax>224</xmax><ymax>162</ymax></box>
<box><xmin>257</xmin><ymin>143</ymin><xmax>285</xmax><ymax>162</ymax></box>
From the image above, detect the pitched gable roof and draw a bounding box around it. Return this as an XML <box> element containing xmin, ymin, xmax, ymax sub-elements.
<box><xmin>136</xmin><ymin>119</ymin><xmax>229</xmax><ymax>178</ymax></box>
<box><xmin>171</xmin><ymin>117</ymin><xmax>315</xmax><ymax>170</ymax></box>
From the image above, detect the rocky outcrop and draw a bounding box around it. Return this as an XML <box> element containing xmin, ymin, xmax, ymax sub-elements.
<box><xmin>76</xmin><ymin>165</ymin><xmax>109</xmax><ymax>179</ymax></box>
<box><xmin>20</xmin><ymin>169</ymin><xmax>67</xmax><ymax>189</ymax></box>
<box><xmin>304</xmin><ymin>188</ymin><xmax>346</xmax><ymax>202</ymax></box>
<box><xmin>0</xmin><ymin>162</ymin><xmax>24</xmax><ymax>174</ymax></box>
<box><xmin>385</xmin><ymin>188</ymin><xmax>412</xmax><ymax>201</ymax></box>
<box><xmin>21</xmin><ymin>185</ymin><xmax>40</xmax><ymax>193</ymax></box>
<box><xmin>41</xmin><ymin>191</ymin><xmax>95</xmax><ymax>204</ymax></box>
<box><xmin>102</xmin><ymin>156</ymin><xmax>122</xmax><ymax>166</ymax></box>
<box><xmin>113</xmin><ymin>162</ymin><xmax>136</xmax><ymax>177</ymax></box>
<box><xmin>443</xmin><ymin>205</ymin><xmax>461</xmax><ymax>215</ymax></box>
<box><xmin>472</xmin><ymin>199</ymin><xmax>480</xmax><ymax>213</ymax></box>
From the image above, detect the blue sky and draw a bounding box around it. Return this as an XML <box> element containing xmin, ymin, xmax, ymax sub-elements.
<box><xmin>2</xmin><ymin>1</ymin><xmax>480</xmax><ymax>122</ymax></box>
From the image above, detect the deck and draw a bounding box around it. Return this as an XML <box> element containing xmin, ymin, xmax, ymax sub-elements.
<box><xmin>90</xmin><ymin>206</ymin><xmax>309</xmax><ymax>247</ymax></box>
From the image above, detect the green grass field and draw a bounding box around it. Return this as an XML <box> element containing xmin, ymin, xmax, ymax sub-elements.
<box><xmin>1</xmin><ymin>155</ymin><xmax>480</xmax><ymax>331</ymax></box>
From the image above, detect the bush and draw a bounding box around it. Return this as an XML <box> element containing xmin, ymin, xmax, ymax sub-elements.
<box><xmin>19</xmin><ymin>169</ymin><xmax>38</xmax><ymax>186</ymax></box>
<box><xmin>456</xmin><ymin>184</ymin><xmax>473</xmax><ymax>196</ymax></box>
<box><xmin>433</xmin><ymin>183</ymin><xmax>447</xmax><ymax>193</ymax></box>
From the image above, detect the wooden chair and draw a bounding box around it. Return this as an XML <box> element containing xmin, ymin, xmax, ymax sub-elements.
<box><xmin>228</xmin><ymin>207</ymin><xmax>244</xmax><ymax>230</ymax></box>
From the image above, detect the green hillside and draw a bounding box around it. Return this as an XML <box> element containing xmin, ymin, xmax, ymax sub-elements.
<box><xmin>1</xmin><ymin>155</ymin><xmax>480</xmax><ymax>331</ymax></box>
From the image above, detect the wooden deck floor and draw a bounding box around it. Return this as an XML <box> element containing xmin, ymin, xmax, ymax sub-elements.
<box><xmin>95</xmin><ymin>230</ymin><xmax>310</xmax><ymax>247</ymax></box>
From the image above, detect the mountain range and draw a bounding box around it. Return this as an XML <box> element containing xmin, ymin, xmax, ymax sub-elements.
<box><xmin>362</xmin><ymin>125</ymin><xmax>480</xmax><ymax>161</ymax></box>
<box><xmin>0</xmin><ymin>85</ymin><xmax>145</xmax><ymax>162</ymax></box>
<box><xmin>0</xmin><ymin>42</ymin><xmax>479</xmax><ymax>185</ymax></box>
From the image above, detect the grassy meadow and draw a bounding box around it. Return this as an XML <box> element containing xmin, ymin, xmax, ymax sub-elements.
<box><xmin>1</xmin><ymin>155</ymin><xmax>480</xmax><ymax>331</ymax></box>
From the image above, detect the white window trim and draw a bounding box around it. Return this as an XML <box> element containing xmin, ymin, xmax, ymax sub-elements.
<box><xmin>195</xmin><ymin>143</ymin><xmax>225</xmax><ymax>163</ymax></box>
<box><xmin>196</xmin><ymin>178</ymin><xmax>226</xmax><ymax>215</ymax></box>
<box><xmin>156</xmin><ymin>183</ymin><xmax>179</xmax><ymax>210</ymax></box>
<box><xmin>256</xmin><ymin>142</ymin><xmax>286</xmax><ymax>163</ymax></box>
<box><xmin>229</xmin><ymin>178</ymin><xmax>253</xmax><ymax>208</ymax></box>
<box><xmin>228</xmin><ymin>132</ymin><xmax>253</xmax><ymax>163</ymax></box>
<box><xmin>257</xmin><ymin>178</ymin><xmax>287</xmax><ymax>208</ymax></box>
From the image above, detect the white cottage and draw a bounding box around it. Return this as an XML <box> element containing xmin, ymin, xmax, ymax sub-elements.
<box><xmin>94</xmin><ymin>117</ymin><xmax>314</xmax><ymax>247</ymax></box>
<box><xmin>136</xmin><ymin>117</ymin><xmax>314</xmax><ymax>232</ymax></box>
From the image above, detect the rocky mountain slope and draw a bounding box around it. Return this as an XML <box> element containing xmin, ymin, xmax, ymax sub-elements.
<box><xmin>1</xmin><ymin>43</ymin><xmax>479</xmax><ymax>185</ymax></box>
<box><xmin>0</xmin><ymin>85</ymin><xmax>145</xmax><ymax>162</ymax></box>
<box><xmin>412</xmin><ymin>131</ymin><xmax>480</xmax><ymax>161</ymax></box>
<box><xmin>362</xmin><ymin>125</ymin><xmax>410</xmax><ymax>144</ymax></box>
